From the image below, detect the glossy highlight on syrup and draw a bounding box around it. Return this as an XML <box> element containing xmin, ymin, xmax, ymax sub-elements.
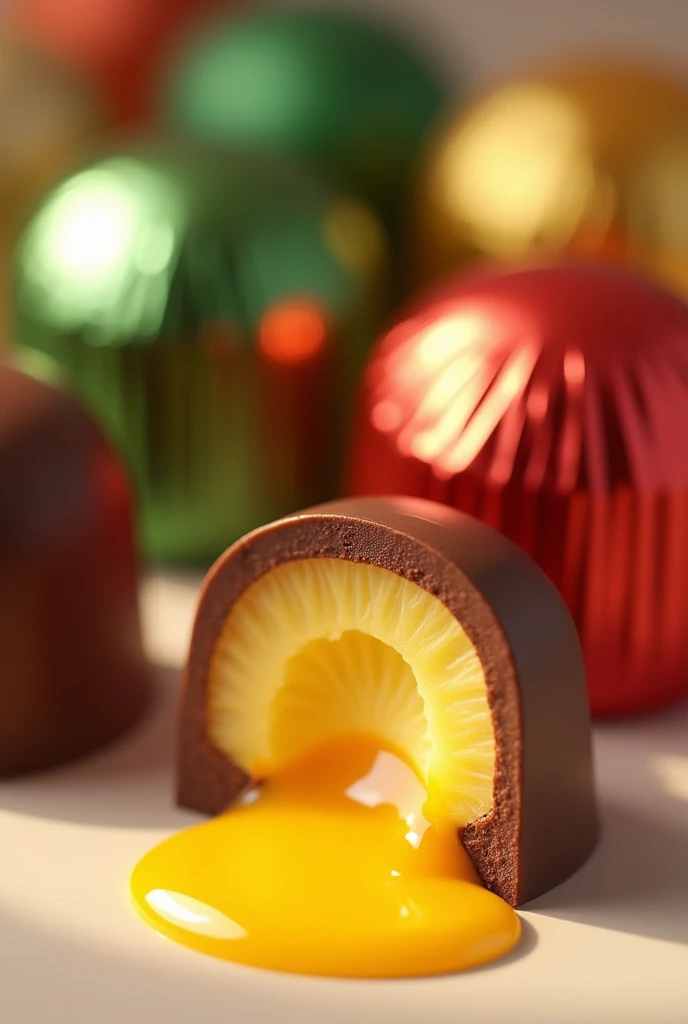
<box><xmin>130</xmin><ymin>735</ymin><xmax>520</xmax><ymax>978</ymax></box>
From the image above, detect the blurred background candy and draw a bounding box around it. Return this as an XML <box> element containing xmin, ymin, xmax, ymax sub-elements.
<box><xmin>2</xmin><ymin>0</ymin><xmax>688</xmax><ymax>732</ymax></box>
<box><xmin>161</xmin><ymin>7</ymin><xmax>447</xmax><ymax>233</ymax></box>
<box><xmin>9</xmin><ymin>0</ymin><xmax>232</xmax><ymax>127</ymax></box>
<box><xmin>0</xmin><ymin>33</ymin><xmax>101</xmax><ymax>334</ymax></box>
<box><xmin>12</xmin><ymin>143</ymin><xmax>389</xmax><ymax>563</ymax></box>
<box><xmin>409</xmin><ymin>58</ymin><xmax>688</xmax><ymax>295</ymax></box>
<box><xmin>0</xmin><ymin>352</ymin><xmax>147</xmax><ymax>776</ymax></box>
<box><xmin>346</xmin><ymin>261</ymin><xmax>688</xmax><ymax>717</ymax></box>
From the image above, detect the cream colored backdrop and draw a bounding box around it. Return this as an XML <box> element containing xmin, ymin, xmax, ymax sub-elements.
<box><xmin>271</xmin><ymin>0</ymin><xmax>688</xmax><ymax>87</ymax></box>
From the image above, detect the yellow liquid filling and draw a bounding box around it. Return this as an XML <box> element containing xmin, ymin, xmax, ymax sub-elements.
<box><xmin>130</xmin><ymin>735</ymin><xmax>520</xmax><ymax>978</ymax></box>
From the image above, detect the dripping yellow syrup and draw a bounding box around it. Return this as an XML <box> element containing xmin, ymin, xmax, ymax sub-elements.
<box><xmin>130</xmin><ymin>735</ymin><xmax>520</xmax><ymax>978</ymax></box>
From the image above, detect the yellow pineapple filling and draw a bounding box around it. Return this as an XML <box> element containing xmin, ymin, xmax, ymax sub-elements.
<box><xmin>130</xmin><ymin>557</ymin><xmax>516</xmax><ymax>978</ymax></box>
<box><xmin>207</xmin><ymin>558</ymin><xmax>495</xmax><ymax>825</ymax></box>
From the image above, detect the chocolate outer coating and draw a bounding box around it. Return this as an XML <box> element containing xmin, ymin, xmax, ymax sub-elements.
<box><xmin>178</xmin><ymin>496</ymin><xmax>598</xmax><ymax>907</ymax></box>
<box><xmin>0</xmin><ymin>361</ymin><xmax>148</xmax><ymax>775</ymax></box>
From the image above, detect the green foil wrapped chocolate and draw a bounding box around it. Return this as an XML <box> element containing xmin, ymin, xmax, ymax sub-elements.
<box><xmin>161</xmin><ymin>9</ymin><xmax>447</xmax><ymax>230</ymax></box>
<box><xmin>13</xmin><ymin>144</ymin><xmax>389</xmax><ymax>564</ymax></box>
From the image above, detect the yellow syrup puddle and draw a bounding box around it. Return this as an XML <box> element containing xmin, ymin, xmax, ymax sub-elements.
<box><xmin>130</xmin><ymin>735</ymin><xmax>520</xmax><ymax>978</ymax></box>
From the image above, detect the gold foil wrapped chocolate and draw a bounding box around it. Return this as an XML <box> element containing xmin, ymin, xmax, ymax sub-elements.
<box><xmin>410</xmin><ymin>59</ymin><xmax>688</xmax><ymax>296</ymax></box>
<box><xmin>0</xmin><ymin>35</ymin><xmax>100</xmax><ymax>333</ymax></box>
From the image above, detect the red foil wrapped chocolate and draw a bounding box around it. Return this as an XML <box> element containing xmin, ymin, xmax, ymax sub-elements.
<box><xmin>346</xmin><ymin>262</ymin><xmax>688</xmax><ymax>717</ymax></box>
<box><xmin>11</xmin><ymin>0</ymin><xmax>228</xmax><ymax>126</ymax></box>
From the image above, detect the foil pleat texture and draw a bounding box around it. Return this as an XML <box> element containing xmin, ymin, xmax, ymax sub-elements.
<box><xmin>347</xmin><ymin>262</ymin><xmax>688</xmax><ymax>716</ymax></box>
<box><xmin>13</xmin><ymin>146</ymin><xmax>389</xmax><ymax>563</ymax></box>
<box><xmin>20</xmin><ymin>339</ymin><xmax>265</xmax><ymax>564</ymax></box>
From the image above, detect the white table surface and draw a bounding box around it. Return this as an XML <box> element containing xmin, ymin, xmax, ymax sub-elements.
<box><xmin>1</xmin><ymin>570</ymin><xmax>687</xmax><ymax>1024</ymax></box>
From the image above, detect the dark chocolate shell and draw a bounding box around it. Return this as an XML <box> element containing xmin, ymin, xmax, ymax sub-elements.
<box><xmin>177</xmin><ymin>496</ymin><xmax>598</xmax><ymax>907</ymax></box>
<box><xmin>0</xmin><ymin>356</ymin><xmax>147</xmax><ymax>776</ymax></box>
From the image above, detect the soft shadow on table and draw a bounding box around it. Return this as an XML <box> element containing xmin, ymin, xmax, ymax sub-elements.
<box><xmin>527</xmin><ymin>801</ymin><xmax>688</xmax><ymax>945</ymax></box>
<box><xmin>527</xmin><ymin>703</ymin><xmax>688</xmax><ymax>946</ymax></box>
<box><xmin>0</xmin><ymin>665</ymin><xmax>196</xmax><ymax>831</ymax></box>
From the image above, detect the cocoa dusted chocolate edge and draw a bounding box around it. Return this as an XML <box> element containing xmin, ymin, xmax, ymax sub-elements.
<box><xmin>177</xmin><ymin>495</ymin><xmax>599</xmax><ymax>907</ymax></box>
<box><xmin>0</xmin><ymin>359</ymin><xmax>149</xmax><ymax>776</ymax></box>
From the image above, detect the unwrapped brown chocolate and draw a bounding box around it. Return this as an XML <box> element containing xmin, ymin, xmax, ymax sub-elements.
<box><xmin>178</xmin><ymin>496</ymin><xmax>598</xmax><ymax>907</ymax></box>
<box><xmin>0</xmin><ymin>359</ymin><xmax>148</xmax><ymax>776</ymax></box>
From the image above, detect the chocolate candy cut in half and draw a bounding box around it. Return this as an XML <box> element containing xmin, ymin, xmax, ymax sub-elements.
<box><xmin>178</xmin><ymin>496</ymin><xmax>598</xmax><ymax>907</ymax></box>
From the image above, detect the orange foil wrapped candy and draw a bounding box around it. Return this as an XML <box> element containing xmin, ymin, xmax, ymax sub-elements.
<box><xmin>11</xmin><ymin>0</ymin><xmax>228</xmax><ymax>126</ymax></box>
<box><xmin>347</xmin><ymin>262</ymin><xmax>688</xmax><ymax>717</ymax></box>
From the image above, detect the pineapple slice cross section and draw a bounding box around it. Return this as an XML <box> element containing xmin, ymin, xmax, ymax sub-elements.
<box><xmin>207</xmin><ymin>558</ymin><xmax>495</xmax><ymax>825</ymax></box>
